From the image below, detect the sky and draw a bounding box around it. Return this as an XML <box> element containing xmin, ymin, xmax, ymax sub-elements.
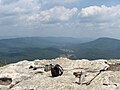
<box><xmin>0</xmin><ymin>0</ymin><xmax>120</xmax><ymax>39</ymax></box>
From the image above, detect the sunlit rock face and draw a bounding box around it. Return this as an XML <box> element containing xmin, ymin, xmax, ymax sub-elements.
<box><xmin>0</xmin><ymin>58</ymin><xmax>120</xmax><ymax>90</ymax></box>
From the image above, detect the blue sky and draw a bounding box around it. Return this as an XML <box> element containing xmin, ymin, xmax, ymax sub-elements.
<box><xmin>0</xmin><ymin>0</ymin><xmax>120</xmax><ymax>39</ymax></box>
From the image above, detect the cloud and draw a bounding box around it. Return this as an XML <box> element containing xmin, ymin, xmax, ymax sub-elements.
<box><xmin>0</xmin><ymin>0</ymin><xmax>41</xmax><ymax>26</ymax></box>
<box><xmin>80</xmin><ymin>5</ymin><xmax>120</xmax><ymax>17</ymax></box>
<box><xmin>0</xmin><ymin>0</ymin><xmax>120</xmax><ymax>35</ymax></box>
<box><xmin>78</xmin><ymin>5</ymin><xmax>120</xmax><ymax>30</ymax></box>
<box><xmin>0</xmin><ymin>0</ymin><xmax>40</xmax><ymax>17</ymax></box>
<box><xmin>0</xmin><ymin>0</ymin><xmax>78</xmax><ymax>25</ymax></box>
<box><xmin>0</xmin><ymin>0</ymin><xmax>18</xmax><ymax>5</ymax></box>
<box><xmin>52</xmin><ymin>0</ymin><xmax>80</xmax><ymax>4</ymax></box>
<box><xmin>26</xmin><ymin>6</ymin><xmax>78</xmax><ymax>23</ymax></box>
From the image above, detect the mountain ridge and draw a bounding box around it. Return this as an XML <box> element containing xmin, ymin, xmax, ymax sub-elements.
<box><xmin>72</xmin><ymin>37</ymin><xmax>120</xmax><ymax>59</ymax></box>
<box><xmin>0</xmin><ymin>37</ymin><xmax>120</xmax><ymax>63</ymax></box>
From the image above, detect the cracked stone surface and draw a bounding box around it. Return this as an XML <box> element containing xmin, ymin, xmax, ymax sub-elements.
<box><xmin>0</xmin><ymin>58</ymin><xmax>120</xmax><ymax>90</ymax></box>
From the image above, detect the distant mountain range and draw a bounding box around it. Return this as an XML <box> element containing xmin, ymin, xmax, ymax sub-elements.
<box><xmin>0</xmin><ymin>37</ymin><xmax>120</xmax><ymax>64</ymax></box>
<box><xmin>0</xmin><ymin>37</ymin><xmax>93</xmax><ymax>48</ymax></box>
<box><xmin>72</xmin><ymin>37</ymin><xmax>120</xmax><ymax>59</ymax></box>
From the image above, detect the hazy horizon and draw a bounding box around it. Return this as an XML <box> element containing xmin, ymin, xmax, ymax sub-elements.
<box><xmin>0</xmin><ymin>0</ymin><xmax>120</xmax><ymax>39</ymax></box>
<box><xmin>0</xmin><ymin>35</ymin><xmax>120</xmax><ymax>40</ymax></box>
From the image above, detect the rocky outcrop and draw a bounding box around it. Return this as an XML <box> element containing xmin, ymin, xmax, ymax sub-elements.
<box><xmin>0</xmin><ymin>58</ymin><xmax>120</xmax><ymax>90</ymax></box>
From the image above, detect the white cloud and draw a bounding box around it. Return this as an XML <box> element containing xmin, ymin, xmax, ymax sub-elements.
<box><xmin>0</xmin><ymin>0</ymin><xmax>18</xmax><ymax>5</ymax></box>
<box><xmin>78</xmin><ymin>5</ymin><xmax>120</xmax><ymax>30</ymax></box>
<box><xmin>0</xmin><ymin>0</ymin><xmax>78</xmax><ymax>25</ymax></box>
<box><xmin>26</xmin><ymin>6</ymin><xmax>78</xmax><ymax>23</ymax></box>
<box><xmin>80</xmin><ymin>5</ymin><xmax>120</xmax><ymax>18</ymax></box>
<box><xmin>0</xmin><ymin>0</ymin><xmax>41</xmax><ymax>17</ymax></box>
<box><xmin>0</xmin><ymin>0</ymin><xmax>41</xmax><ymax>26</ymax></box>
<box><xmin>0</xmin><ymin>0</ymin><xmax>120</xmax><ymax>35</ymax></box>
<box><xmin>52</xmin><ymin>0</ymin><xmax>80</xmax><ymax>4</ymax></box>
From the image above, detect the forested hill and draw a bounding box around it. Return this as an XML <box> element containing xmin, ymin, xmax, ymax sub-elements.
<box><xmin>0</xmin><ymin>37</ymin><xmax>92</xmax><ymax>63</ymax></box>
<box><xmin>72</xmin><ymin>37</ymin><xmax>120</xmax><ymax>59</ymax></box>
<box><xmin>0</xmin><ymin>37</ymin><xmax>92</xmax><ymax>48</ymax></box>
<box><xmin>0</xmin><ymin>37</ymin><xmax>120</xmax><ymax>64</ymax></box>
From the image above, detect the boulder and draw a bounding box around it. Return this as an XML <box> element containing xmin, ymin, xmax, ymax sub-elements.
<box><xmin>0</xmin><ymin>58</ymin><xmax>119</xmax><ymax>90</ymax></box>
